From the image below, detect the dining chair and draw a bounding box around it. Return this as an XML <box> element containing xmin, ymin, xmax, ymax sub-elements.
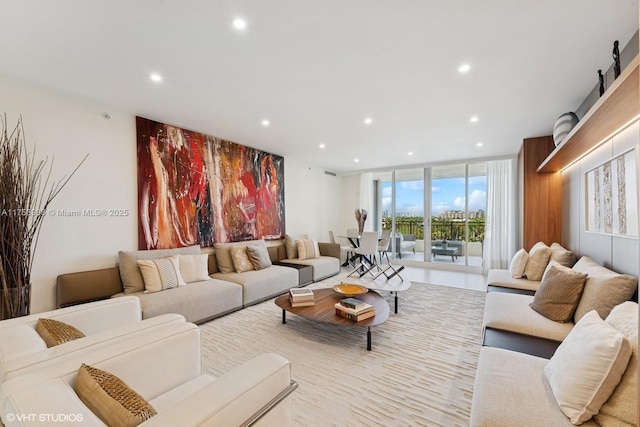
<box><xmin>377</xmin><ymin>229</ymin><xmax>392</xmax><ymax>263</ymax></box>
<box><xmin>347</xmin><ymin>231</ymin><xmax>380</xmax><ymax>278</ymax></box>
<box><xmin>329</xmin><ymin>230</ymin><xmax>355</xmax><ymax>266</ymax></box>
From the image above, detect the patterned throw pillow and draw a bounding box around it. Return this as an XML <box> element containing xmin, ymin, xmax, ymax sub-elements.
<box><xmin>529</xmin><ymin>262</ymin><xmax>588</xmax><ymax>322</ymax></box>
<box><xmin>296</xmin><ymin>239</ymin><xmax>320</xmax><ymax>260</ymax></box>
<box><xmin>137</xmin><ymin>255</ymin><xmax>186</xmax><ymax>293</ymax></box>
<box><xmin>36</xmin><ymin>318</ymin><xmax>86</xmax><ymax>348</ymax></box>
<box><xmin>75</xmin><ymin>363</ymin><xmax>157</xmax><ymax>426</ymax></box>
<box><xmin>230</xmin><ymin>246</ymin><xmax>254</xmax><ymax>273</ymax></box>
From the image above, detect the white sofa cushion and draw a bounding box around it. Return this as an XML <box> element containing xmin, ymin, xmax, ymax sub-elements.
<box><xmin>470</xmin><ymin>347</ymin><xmax>593</xmax><ymax>427</ymax></box>
<box><xmin>483</xmin><ymin>292</ymin><xmax>574</xmax><ymax>342</ymax></box>
<box><xmin>544</xmin><ymin>310</ymin><xmax>632</xmax><ymax>425</ymax></box>
<box><xmin>212</xmin><ymin>266</ymin><xmax>298</xmax><ymax>305</ymax></box>
<box><xmin>281</xmin><ymin>256</ymin><xmax>340</xmax><ymax>281</ymax></box>
<box><xmin>486</xmin><ymin>269</ymin><xmax>540</xmax><ymax>292</ymax></box>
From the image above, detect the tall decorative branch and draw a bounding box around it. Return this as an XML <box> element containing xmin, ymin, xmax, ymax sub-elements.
<box><xmin>0</xmin><ymin>115</ymin><xmax>88</xmax><ymax>318</ymax></box>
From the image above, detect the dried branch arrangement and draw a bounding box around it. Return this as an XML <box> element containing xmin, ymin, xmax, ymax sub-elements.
<box><xmin>0</xmin><ymin>115</ymin><xmax>87</xmax><ymax>318</ymax></box>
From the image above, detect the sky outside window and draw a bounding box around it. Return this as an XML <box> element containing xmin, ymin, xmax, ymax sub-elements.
<box><xmin>382</xmin><ymin>175</ymin><xmax>487</xmax><ymax>217</ymax></box>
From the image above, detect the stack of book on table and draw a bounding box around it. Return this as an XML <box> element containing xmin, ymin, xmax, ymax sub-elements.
<box><xmin>334</xmin><ymin>297</ymin><xmax>375</xmax><ymax>321</ymax></box>
<box><xmin>289</xmin><ymin>288</ymin><xmax>315</xmax><ymax>307</ymax></box>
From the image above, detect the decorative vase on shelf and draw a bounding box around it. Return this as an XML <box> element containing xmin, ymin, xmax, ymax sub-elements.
<box><xmin>552</xmin><ymin>112</ymin><xmax>579</xmax><ymax>147</ymax></box>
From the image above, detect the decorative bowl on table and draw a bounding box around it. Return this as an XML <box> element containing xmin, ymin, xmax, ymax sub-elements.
<box><xmin>332</xmin><ymin>283</ymin><xmax>368</xmax><ymax>297</ymax></box>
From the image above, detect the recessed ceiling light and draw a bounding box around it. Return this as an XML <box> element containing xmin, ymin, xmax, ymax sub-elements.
<box><xmin>470</xmin><ymin>116</ymin><xmax>479</xmax><ymax>123</ymax></box>
<box><xmin>150</xmin><ymin>73</ymin><xmax>162</xmax><ymax>82</ymax></box>
<box><xmin>408</xmin><ymin>152</ymin><xmax>414</xmax><ymax>156</ymax></box>
<box><xmin>261</xmin><ymin>119</ymin><xmax>270</xmax><ymax>126</ymax></box>
<box><xmin>354</xmin><ymin>158</ymin><xmax>360</xmax><ymax>163</ymax></box>
<box><xmin>476</xmin><ymin>142</ymin><xmax>484</xmax><ymax>147</ymax></box>
<box><xmin>364</xmin><ymin>118</ymin><xmax>373</xmax><ymax>125</ymax></box>
<box><xmin>233</xmin><ymin>18</ymin><xmax>247</xmax><ymax>30</ymax></box>
<box><xmin>319</xmin><ymin>143</ymin><xmax>326</xmax><ymax>149</ymax></box>
<box><xmin>458</xmin><ymin>64</ymin><xmax>471</xmax><ymax>73</ymax></box>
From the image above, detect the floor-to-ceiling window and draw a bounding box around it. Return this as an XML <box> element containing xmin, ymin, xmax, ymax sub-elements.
<box><xmin>372</xmin><ymin>162</ymin><xmax>486</xmax><ymax>270</ymax></box>
<box><xmin>431</xmin><ymin>163</ymin><xmax>486</xmax><ymax>267</ymax></box>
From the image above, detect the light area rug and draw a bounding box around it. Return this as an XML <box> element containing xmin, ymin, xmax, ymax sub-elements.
<box><xmin>200</xmin><ymin>279</ymin><xmax>486</xmax><ymax>427</ymax></box>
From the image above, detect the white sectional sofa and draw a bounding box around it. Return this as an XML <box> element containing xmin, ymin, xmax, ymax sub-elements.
<box><xmin>56</xmin><ymin>239</ymin><xmax>340</xmax><ymax>324</ymax></box>
<box><xmin>1</xmin><ymin>321</ymin><xmax>296</xmax><ymax>426</ymax></box>
<box><xmin>0</xmin><ymin>297</ymin><xmax>183</xmax><ymax>382</ymax></box>
<box><xmin>471</xmin><ymin>301</ymin><xmax>638</xmax><ymax>427</ymax></box>
<box><xmin>474</xmin><ymin>241</ymin><xmax>638</xmax><ymax>426</ymax></box>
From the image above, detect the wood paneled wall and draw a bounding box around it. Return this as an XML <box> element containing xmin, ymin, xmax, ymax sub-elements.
<box><xmin>520</xmin><ymin>136</ymin><xmax>562</xmax><ymax>251</ymax></box>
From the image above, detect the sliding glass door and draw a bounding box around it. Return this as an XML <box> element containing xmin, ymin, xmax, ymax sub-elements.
<box><xmin>372</xmin><ymin>162</ymin><xmax>486</xmax><ymax>269</ymax></box>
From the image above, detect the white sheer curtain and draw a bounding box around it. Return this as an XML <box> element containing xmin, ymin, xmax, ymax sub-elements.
<box><xmin>359</xmin><ymin>173</ymin><xmax>374</xmax><ymax>231</ymax></box>
<box><xmin>483</xmin><ymin>158</ymin><xmax>517</xmax><ymax>272</ymax></box>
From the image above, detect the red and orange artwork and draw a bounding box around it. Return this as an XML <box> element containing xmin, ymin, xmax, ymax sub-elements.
<box><xmin>136</xmin><ymin>117</ymin><xmax>285</xmax><ymax>249</ymax></box>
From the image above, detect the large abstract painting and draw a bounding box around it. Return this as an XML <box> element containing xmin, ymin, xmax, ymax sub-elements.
<box><xmin>137</xmin><ymin>117</ymin><xmax>285</xmax><ymax>249</ymax></box>
<box><xmin>585</xmin><ymin>148</ymin><xmax>638</xmax><ymax>237</ymax></box>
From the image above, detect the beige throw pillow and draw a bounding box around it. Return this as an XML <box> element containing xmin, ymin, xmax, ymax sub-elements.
<box><xmin>544</xmin><ymin>310</ymin><xmax>632</xmax><ymax>425</ymax></box>
<box><xmin>75</xmin><ymin>363</ymin><xmax>157</xmax><ymax>426</ymax></box>
<box><xmin>284</xmin><ymin>234</ymin><xmax>300</xmax><ymax>259</ymax></box>
<box><xmin>137</xmin><ymin>255</ymin><xmax>186</xmax><ymax>293</ymax></box>
<box><xmin>246</xmin><ymin>244</ymin><xmax>272</xmax><ymax>270</ymax></box>
<box><xmin>572</xmin><ymin>256</ymin><xmax>638</xmax><ymax>322</ymax></box>
<box><xmin>36</xmin><ymin>318</ymin><xmax>85</xmax><ymax>348</ymax></box>
<box><xmin>508</xmin><ymin>249</ymin><xmax>528</xmax><ymax>278</ymax></box>
<box><xmin>549</xmin><ymin>242</ymin><xmax>577</xmax><ymax>268</ymax></box>
<box><xmin>178</xmin><ymin>254</ymin><xmax>209</xmax><ymax>283</ymax></box>
<box><xmin>595</xmin><ymin>301</ymin><xmax>639</xmax><ymax>426</ymax></box>
<box><xmin>529</xmin><ymin>262</ymin><xmax>587</xmax><ymax>322</ymax></box>
<box><xmin>296</xmin><ymin>239</ymin><xmax>320</xmax><ymax>260</ymax></box>
<box><xmin>213</xmin><ymin>243</ymin><xmax>235</xmax><ymax>274</ymax></box>
<box><xmin>230</xmin><ymin>246</ymin><xmax>254</xmax><ymax>273</ymax></box>
<box><xmin>523</xmin><ymin>241</ymin><xmax>551</xmax><ymax>281</ymax></box>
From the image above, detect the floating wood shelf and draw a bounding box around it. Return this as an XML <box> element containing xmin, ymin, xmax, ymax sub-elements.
<box><xmin>537</xmin><ymin>55</ymin><xmax>640</xmax><ymax>173</ymax></box>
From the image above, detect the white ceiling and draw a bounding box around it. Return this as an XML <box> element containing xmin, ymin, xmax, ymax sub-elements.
<box><xmin>1</xmin><ymin>1</ymin><xmax>637</xmax><ymax>173</ymax></box>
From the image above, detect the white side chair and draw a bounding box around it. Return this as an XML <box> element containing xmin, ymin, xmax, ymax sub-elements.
<box><xmin>377</xmin><ymin>229</ymin><xmax>391</xmax><ymax>263</ymax></box>
<box><xmin>347</xmin><ymin>231</ymin><xmax>380</xmax><ymax>278</ymax></box>
<box><xmin>329</xmin><ymin>230</ymin><xmax>355</xmax><ymax>266</ymax></box>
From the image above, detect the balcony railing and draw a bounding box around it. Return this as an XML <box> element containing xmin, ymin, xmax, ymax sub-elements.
<box><xmin>381</xmin><ymin>217</ymin><xmax>485</xmax><ymax>242</ymax></box>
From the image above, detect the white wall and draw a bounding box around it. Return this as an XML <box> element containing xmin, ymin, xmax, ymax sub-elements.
<box><xmin>2</xmin><ymin>74</ymin><xmax>344</xmax><ymax>312</ymax></box>
<box><xmin>562</xmin><ymin>120</ymin><xmax>639</xmax><ymax>276</ymax></box>
<box><xmin>283</xmin><ymin>160</ymin><xmax>343</xmax><ymax>241</ymax></box>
